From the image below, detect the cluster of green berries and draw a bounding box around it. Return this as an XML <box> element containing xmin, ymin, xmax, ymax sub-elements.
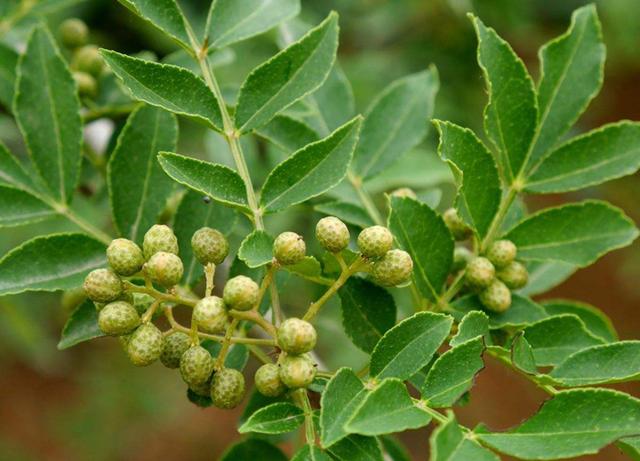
<box><xmin>58</xmin><ymin>18</ymin><xmax>104</xmax><ymax>98</ymax></box>
<box><xmin>357</xmin><ymin>225</ymin><xmax>413</xmax><ymax>287</ymax></box>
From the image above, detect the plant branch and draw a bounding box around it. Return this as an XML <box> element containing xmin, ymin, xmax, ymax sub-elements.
<box><xmin>295</xmin><ymin>389</ymin><xmax>317</xmax><ymax>446</ymax></box>
<box><xmin>229</xmin><ymin>309</ymin><xmax>277</xmax><ymax>337</ymax></box>
<box><xmin>204</xmin><ymin>262</ymin><xmax>216</xmax><ymax>297</ymax></box>
<box><xmin>215</xmin><ymin>318</ymin><xmax>240</xmax><ymax>369</ymax></box>
<box><xmin>124</xmin><ymin>281</ymin><xmax>197</xmax><ymax>307</ymax></box>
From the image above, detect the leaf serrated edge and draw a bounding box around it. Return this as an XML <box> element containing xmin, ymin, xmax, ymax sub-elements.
<box><xmin>541</xmin><ymin>298</ymin><xmax>618</xmax><ymax>342</ymax></box>
<box><xmin>238</xmin><ymin>401</ymin><xmax>304</xmax><ymax>434</ymax></box>
<box><xmin>237</xmin><ymin>229</ymin><xmax>273</xmax><ymax>268</ymax></box>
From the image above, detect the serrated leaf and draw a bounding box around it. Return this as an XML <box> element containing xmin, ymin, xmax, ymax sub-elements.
<box><xmin>430</xmin><ymin>417</ymin><xmax>500</xmax><ymax>461</ymax></box>
<box><xmin>0</xmin><ymin>142</ymin><xmax>34</xmax><ymax>190</ymax></box>
<box><xmin>450</xmin><ymin>311</ymin><xmax>489</xmax><ymax>347</ymax></box>
<box><xmin>0</xmin><ymin>233</ymin><xmax>106</xmax><ymax>296</ymax></box>
<box><xmin>527</xmin><ymin>121</ymin><xmax>640</xmax><ymax>193</ymax></box>
<box><xmin>58</xmin><ymin>299</ymin><xmax>103</xmax><ymax>349</ymax></box>
<box><xmin>434</xmin><ymin>121</ymin><xmax>501</xmax><ymax>238</ymax></box>
<box><xmin>158</xmin><ymin>152</ymin><xmax>249</xmax><ymax>212</ymax></box>
<box><xmin>0</xmin><ymin>185</ymin><xmax>54</xmax><ymax>227</ymax></box>
<box><xmin>235</xmin><ymin>12</ymin><xmax>339</xmax><ymax>132</ymax></box>
<box><xmin>478</xmin><ymin>389</ymin><xmax>640</xmax><ymax>460</ymax></box>
<box><xmin>523</xmin><ymin>314</ymin><xmax>605</xmax><ymax>366</ymax></box>
<box><xmin>238</xmin><ymin>230</ymin><xmax>273</xmax><ymax>268</ymax></box>
<box><xmin>315</xmin><ymin>200</ymin><xmax>373</xmax><ymax>228</ymax></box>
<box><xmin>326</xmin><ymin>434</ymin><xmax>383</xmax><ymax>461</ymax></box>
<box><xmin>451</xmin><ymin>294</ymin><xmax>547</xmax><ymax>329</ymax></box>
<box><xmin>339</xmin><ymin>277</ymin><xmax>396</xmax><ymax>353</ymax></box>
<box><xmin>292</xmin><ymin>445</ymin><xmax>332</xmax><ymax>461</ymax></box>
<box><xmin>347</xmin><ymin>379</ymin><xmax>431</xmax><ymax>435</ymax></box>
<box><xmin>549</xmin><ymin>340</ymin><xmax>640</xmax><ymax>386</ymax></box>
<box><xmin>511</xmin><ymin>333</ymin><xmax>537</xmax><ymax>374</ymax></box>
<box><xmin>14</xmin><ymin>25</ymin><xmax>82</xmax><ymax>203</ymax></box>
<box><xmin>220</xmin><ymin>438</ymin><xmax>287</xmax><ymax>461</ymax></box>
<box><xmin>370</xmin><ymin>312</ymin><xmax>452</xmax><ymax>380</ymax></box>
<box><xmin>283</xmin><ymin>255</ymin><xmax>322</xmax><ymax>279</ymax></box>
<box><xmin>505</xmin><ymin>200</ymin><xmax>639</xmax><ymax>267</ymax></box>
<box><xmin>0</xmin><ymin>43</ymin><xmax>18</xmax><ymax>110</ymax></box>
<box><xmin>100</xmin><ymin>50</ymin><xmax>223</xmax><ymax>130</ymax></box>
<box><xmin>421</xmin><ymin>337</ymin><xmax>484</xmax><ymax>407</ymax></box>
<box><xmin>471</xmin><ymin>15</ymin><xmax>537</xmax><ymax>182</ymax></box>
<box><xmin>388</xmin><ymin>196</ymin><xmax>453</xmax><ymax>301</ymax></box>
<box><xmin>207</xmin><ymin>0</ymin><xmax>300</xmax><ymax>49</ymax></box>
<box><xmin>542</xmin><ymin>299</ymin><xmax>617</xmax><ymax>342</ymax></box>
<box><xmin>108</xmin><ymin>105</ymin><xmax>177</xmax><ymax>243</ymax></box>
<box><xmin>117</xmin><ymin>0</ymin><xmax>191</xmax><ymax>49</ymax></box>
<box><xmin>255</xmin><ymin>115</ymin><xmax>319</xmax><ymax>152</ymax></box>
<box><xmin>238</xmin><ymin>402</ymin><xmax>304</xmax><ymax>434</ymax></box>
<box><xmin>351</xmin><ymin>67</ymin><xmax>439</xmax><ymax>180</ymax></box>
<box><xmin>527</xmin><ymin>5</ymin><xmax>605</xmax><ymax>173</ymax></box>
<box><xmin>518</xmin><ymin>260</ymin><xmax>576</xmax><ymax>296</ymax></box>
<box><xmin>260</xmin><ymin>116</ymin><xmax>361</xmax><ymax>213</ymax></box>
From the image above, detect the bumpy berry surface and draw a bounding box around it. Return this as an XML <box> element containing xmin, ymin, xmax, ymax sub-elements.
<box><xmin>357</xmin><ymin>226</ymin><xmax>393</xmax><ymax>259</ymax></box>
<box><xmin>143</xmin><ymin>224</ymin><xmax>179</xmax><ymax>259</ymax></box>
<box><xmin>465</xmin><ymin>257</ymin><xmax>495</xmax><ymax>289</ymax></box>
<box><xmin>180</xmin><ymin>345</ymin><xmax>215</xmax><ymax>387</ymax></box>
<box><xmin>255</xmin><ymin>364</ymin><xmax>287</xmax><ymax>397</ymax></box>
<box><xmin>132</xmin><ymin>293</ymin><xmax>155</xmax><ymax>316</ymax></box>
<box><xmin>273</xmin><ymin>232</ymin><xmax>306</xmax><ymax>265</ymax></box>
<box><xmin>83</xmin><ymin>268</ymin><xmax>122</xmax><ymax>303</ymax></box>
<box><xmin>145</xmin><ymin>251</ymin><xmax>184</xmax><ymax>287</ymax></box>
<box><xmin>160</xmin><ymin>331</ymin><xmax>191</xmax><ymax>369</ymax></box>
<box><xmin>223</xmin><ymin>275</ymin><xmax>259</xmax><ymax>311</ymax></box>
<box><xmin>211</xmin><ymin>368</ymin><xmax>245</xmax><ymax>409</ymax></box>
<box><xmin>72</xmin><ymin>45</ymin><xmax>103</xmax><ymax>76</ymax></box>
<box><xmin>278</xmin><ymin>318</ymin><xmax>317</xmax><ymax>354</ymax></box>
<box><xmin>127</xmin><ymin>323</ymin><xmax>164</xmax><ymax>367</ymax></box>
<box><xmin>497</xmin><ymin>261</ymin><xmax>529</xmax><ymax>289</ymax></box>
<box><xmin>73</xmin><ymin>71</ymin><xmax>97</xmax><ymax>98</ymax></box>
<box><xmin>193</xmin><ymin>296</ymin><xmax>228</xmax><ymax>333</ymax></box>
<box><xmin>191</xmin><ymin>227</ymin><xmax>229</xmax><ymax>265</ymax></box>
<box><xmin>371</xmin><ymin>249</ymin><xmax>413</xmax><ymax>287</ymax></box>
<box><xmin>443</xmin><ymin>208</ymin><xmax>472</xmax><ymax>241</ymax></box>
<box><xmin>479</xmin><ymin>279</ymin><xmax>512</xmax><ymax>313</ymax></box>
<box><xmin>107</xmin><ymin>238</ymin><xmax>145</xmax><ymax>276</ymax></box>
<box><xmin>486</xmin><ymin>240</ymin><xmax>517</xmax><ymax>268</ymax></box>
<box><xmin>98</xmin><ymin>301</ymin><xmax>140</xmax><ymax>336</ymax></box>
<box><xmin>279</xmin><ymin>355</ymin><xmax>316</xmax><ymax>389</ymax></box>
<box><xmin>390</xmin><ymin>187</ymin><xmax>417</xmax><ymax>199</ymax></box>
<box><xmin>59</xmin><ymin>18</ymin><xmax>88</xmax><ymax>48</ymax></box>
<box><xmin>453</xmin><ymin>246</ymin><xmax>473</xmax><ymax>272</ymax></box>
<box><xmin>316</xmin><ymin>216</ymin><xmax>349</xmax><ymax>253</ymax></box>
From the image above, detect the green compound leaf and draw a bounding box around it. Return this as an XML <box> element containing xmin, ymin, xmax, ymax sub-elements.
<box><xmin>0</xmin><ymin>142</ymin><xmax>35</xmax><ymax>190</ymax></box>
<box><xmin>0</xmin><ymin>43</ymin><xmax>18</xmax><ymax>110</ymax></box>
<box><xmin>527</xmin><ymin>121</ymin><xmax>640</xmax><ymax>193</ymax></box>
<box><xmin>505</xmin><ymin>200</ymin><xmax>639</xmax><ymax>267</ymax></box>
<box><xmin>370</xmin><ymin>312</ymin><xmax>452</xmax><ymax>380</ymax></box>
<box><xmin>117</xmin><ymin>0</ymin><xmax>192</xmax><ymax>49</ymax></box>
<box><xmin>450</xmin><ymin>311</ymin><xmax>489</xmax><ymax>347</ymax></box>
<box><xmin>478</xmin><ymin>389</ymin><xmax>640</xmax><ymax>460</ymax></box>
<box><xmin>388</xmin><ymin>196</ymin><xmax>453</xmax><ymax>302</ymax></box>
<box><xmin>518</xmin><ymin>260</ymin><xmax>576</xmax><ymax>297</ymax></box>
<box><xmin>339</xmin><ymin>277</ymin><xmax>396</xmax><ymax>353</ymax></box>
<box><xmin>0</xmin><ymin>233</ymin><xmax>106</xmax><ymax>296</ymax></box>
<box><xmin>526</xmin><ymin>4</ymin><xmax>605</xmax><ymax>173</ymax></box>
<box><xmin>511</xmin><ymin>333</ymin><xmax>537</xmax><ymax>374</ymax></box>
<box><xmin>14</xmin><ymin>25</ymin><xmax>82</xmax><ymax>204</ymax></box>
<box><xmin>158</xmin><ymin>152</ymin><xmax>249</xmax><ymax>212</ymax></box>
<box><xmin>108</xmin><ymin>105</ymin><xmax>177</xmax><ymax>243</ymax></box>
<box><xmin>220</xmin><ymin>438</ymin><xmax>287</xmax><ymax>461</ymax></box>
<box><xmin>351</xmin><ymin>67</ymin><xmax>439</xmax><ymax>180</ymax></box>
<box><xmin>292</xmin><ymin>445</ymin><xmax>332</xmax><ymax>461</ymax></box>
<box><xmin>255</xmin><ymin>115</ymin><xmax>319</xmax><ymax>153</ymax></box>
<box><xmin>346</xmin><ymin>378</ymin><xmax>432</xmax><ymax>435</ymax></box>
<box><xmin>235</xmin><ymin>12</ymin><xmax>339</xmax><ymax>133</ymax></box>
<box><xmin>542</xmin><ymin>299</ymin><xmax>617</xmax><ymax>342</ymax></box>
<box><xmin>315</xmin><ymin>200</ymin><xmax>373</xmax><ymax>228</ymax></box>
<box><xmin>0</xmin><ymin>185</ymin><xmax>55</xmax><ymax>227</ymax></box>
<box><xmin>238</xmin><ymin>402</ymin><xmax>304</xmax><ymax>434</ymax></box>
<box><xmin>100</xmin><ymin>50</ymin><xmax>223</xmax><ymax>130</ymax></box>
<box><xmin>523</xmin><ymin>314</ymin><xmax>605</xmax><ymax>366</ymax></box>
<box><xmin>433</xmin><ymin>121</ymin><xmax>501</xmax><ymax>239</ymax></box>
<box><xmin>58</xmin><ymin>299</ymin><xmax>103</xmax><ymax>350</ymax></box>
<box><xmin>471</xmin><ymin>15</ymin><xmax>537</xmax><ymax>182</ymax></box>
<box><xmin>326</xmin><ymin>434</ymin><xmax>383</xmax><ymax>461</ymax></box>
<box><xmin>206</xmin><ymin>0</ymin><xmax>300</xmax><ymax>49</ymax></box>
<box><xmin>550</xmin><ymin>340</ymin><xmax>640</xmax><ymax>386</ymax></box>
<box><xmin>238</xmin><ymin>230</ymin><xmax>274</xmax><ymax>268</ymax></box>
<box><xmin>451</xmin><ymin>294</ymin><xmax>547</xmax><ymax>329</ymax></box>
<box><xmin>421</xmin><ymin>337</ymin><xmax>485</xmax><ymax>407</ymax></box>
<box><xmin>320</xmin><ymin>367</ymin><xmax>368</xmax><ymax>448</ymax></box>
<box><xmin>430</xmin><ymin>417</ymin><xmax>500</xmax><ymax>461</ymax></box>
<box><xmin>174</xmin><ymin>190</ymin><xmax>237</xmax><ymax>286</ymax></box>
<box><xmin>260</xmin><ymin>116</ymin><xmax>361</xmax><ymax>213</ymax></box>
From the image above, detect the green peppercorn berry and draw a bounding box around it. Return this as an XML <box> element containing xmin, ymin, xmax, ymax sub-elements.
<box><xmin>211</xmin><ymin>368</ymin><xmax>245</xmax><ymax>409</ymax></box>
<box><xmin>316</xmin><ymin>216</ymin><xmax>350</xmax><ymax>253</ymax></box>
<box><xmin>107</xmin><ymin>238</ymin><xmax>145</xmax><ymax>276</ymax></box>
<box><xmin>273</xmin><ymin>231</ymin><xmax>306</xmax><ymax>265</ymax></box>
<box><xmin>486</xmin><ymin>239</ymin><xmax>517</xmax><ymax>268</ymax></box>
<box><xmin>479</xmin><ymin>279</ymin><xmax>512</xmax><ymax>313</ymax></box>
<box><xmin>132</xmin><ymin>293</ymin><xmax>155</xmax><ymax>316</ymax></box>
<box><xmin>254</xmin><ymin>363</ymin><xmax>287</xmax><ymax>397</ymax></box>
<box><xmin>357</xmin><ymin>225</ymin><xmax>393</xmax><ymax>259</ymax></box>
<box><xmin>143</xmin><ymin>224</ymin><xmax>179</xmax><ymax>259</ymax></box>
<box><xmin>73</xmin><ymin>71</ymin><xmax>97</xmax><ymax>98</ymax></box>
<box><xmin>98</xmin><ymin>300</ymin><xmax>140</xmax><ymax>336</ymax></box>
<box><xmin>278</xmin><ymin>318</ymin><xmax>317</xmax><ymax>354</ymax></box>
<box><xmin>189</xmin><ymin>377</ymin><xmax>213</xmax><ymax>398</ymax></box>
<box><xmin>193</xmin><ymin>296</ymin><xmax>228</xmax><ymax>334</ymax></box>
<box><xmin>191</xmin><ymin>227</ymin><xmax>229</xmax><ymax>265</ymax></box>
<box><xmin>72</xmin><ymin>45</ymin><xmax>103</xmax><ymax>76</ymax></box>
<box><xmin>59</xmin><ymin>18</ymin><xmax>88</xmax><ymax>49</ymax></box>
<box><xmin>223</xmin><ymin>275</ymin><xmax>259</xmax><ymax>311</ymax></box>
<box><xmin>160</xmin><ymin>331</ymin><xmax>191</xmax><ymax>369</ymax></box>
<box><xmin>453</xmin><ymin>246</ymin><xmax>473</xmax><ymax>272</ymax></box>
<box><xmin>145</xmin><ymin>251</ymin><xmax>183</xmax><ymax>288</ymax></box>
<box><xmin>180</xmin><ymin>345</ymin><xmax>215</xmax><ymax>387</ymax></box>
<box><xmin>279</xmin><ymin>355</ymin><xmax>316</xmax><ymax>389</ymax></box>
<box><xmin>371</xmin><ymin>249</ymin><xmax>413</xmax><ymax>287</ymax></box>
<box><xmin>83</xmin><ymin>268</ymin><xmax>123</xmax><ymax>303</ymax></box>
<box><xmin>465</xmin><ymin>257</ymin><xmax>495</xmax><ymax>290</ymax></box>
<box><xmin>126</xmin><ymin>323</ymin><xmax>164</xmax><ymax>367</ymax></box>
<box><xmin>443</xmin><ymin>208</ymin><xmax>472</xmax><ymax>241</ymax></box>
<box><xmin>497</xmin><ymin>261</ymin><xmax>529</xmax><ymax>289</ymax></box>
